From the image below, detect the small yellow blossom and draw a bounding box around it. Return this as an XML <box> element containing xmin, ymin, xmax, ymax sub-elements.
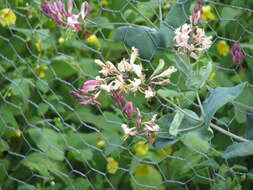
<box><xmin>134</xmin><ymin>141</ymin><xmax>149</xmax><ymax>156</ymax></box>
<box><xmin>58</xmin><ymin>37</ymin><xmax>65</xmax><ymax>44</ymax></box>
<box><xmin>12</xmin><ymin>130</ymin><xmax>22</xmax><ymax>137</ymax></box>
<box><xmin>202</xmin><ymin>5</ymin><xmax>216</xmax><ymax>20</ymax></box>
<box><xmin>0</xmin><ymin>8</ymin><xmax>16</xmax><ymax>27</ymax></box>
<box><xmin>106</xmin><ymin>157</ymin><xmax>119</xmax><ymax>174</ymax></box>
<box><xmin>156</xmin><ymin>146</ymin><xmax>173</xmax><ymax>158</ymax></box>
<box><xmin>135</xmin><ymin>164</ymin><xmax>149</xmax><ymax>177</ymax></box>
<box><xmin>35</xmin><ymin>40</ymin><xmax>43</xmax><ymax>52</ymax></box>
<box><xmin>99</xmin><ymin>0</ymin><xmax>109</xmax><ymax>7</ymax></box>
<box><xmin>216</xmin><ymin>40</ymin><xmax>230</xmax><ymax>56</ymax></box>
<box><xmin>97</xmin><ymin>140</ymin><xmax>106</xmax><ymax>148</ymax></box>
<box><xmin>86</xmin><ymin>34</ymin><xmax>101</xmax><ymax>47</ymax></box>
<box><xmin>39</xmin><ymin>71</ymin><xmax>46</xmax><ymax>78</ymax></box>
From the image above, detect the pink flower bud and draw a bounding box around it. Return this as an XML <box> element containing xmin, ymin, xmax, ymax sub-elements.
<box><xmin>123</xmin><ymin>102</ymin><xmax>135</xmax><ymax>118</ymax></box>
<box><xmin>230</xmin><ymin>43</ymin><xmax>244</xmax><ymax>67</ymax></box>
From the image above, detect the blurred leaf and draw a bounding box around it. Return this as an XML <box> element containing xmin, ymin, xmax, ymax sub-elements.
<box><xmin>202</xmin><ymin>83</ymin><xmax>246</xmax><ymax>124</ymax></box>
<box><xmin>153</xmin><ymin>138</ymin><xmax>178</xmax><ymax>149</ymax></box>
<box><xmin>169</xmin><ymin>110</ymin><xmax>184</xmax><ymax>136</ymax></box>
<box><xmin>28</xmin><ymin>128</ymin><xmax>66</xmax><ymax>161</ymax></box>
<box><xmin>186</xmin><ymin>60</ymin><xmax>212</xmax><ymax>89</ymax></box>
<box><xmin>222</xmin><ymin>141</ymin><xmax>253</xmax><ymax>159</ymax></box>
<box><xmin>22</xmin><ymin>152</ymin><xmax>60</xmax><ymax>177</ymax></box>
<box><xmin>131</xmin><ymin>163</ymin><xmax>164</xmax><ymax>190</ymax></box>
<box><xmin>115</xmin><ymin>26</ymin><xmax>165</xmax><ymax>59</ymax></box>
<box><xmin>65</xmin><ymin>178</ymin><xmax>90</xmax><ymax>190</ymax></box>
<box><xmin>0</xmin><ymin>138</ymin><xmax>9</xmax><ymax>152</ymax></box>
<box><xmin>10</xmin><ymin>78</ymin><xmax>31</xmax><ymax>99</ymax></box>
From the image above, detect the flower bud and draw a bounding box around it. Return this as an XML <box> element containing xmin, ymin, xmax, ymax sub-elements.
<box><xmin>230</xmin><ymin>43</ymin><xmax>244</xmax><ymax>67</ymax></box>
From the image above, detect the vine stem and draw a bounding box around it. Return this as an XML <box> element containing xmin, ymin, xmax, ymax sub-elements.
<box><xmin>159</xmin><ymin>94</ymin><xmax>251</xmax><ymax>142</ymax></box>
<box><xmin>209</xmin><ymin>123</ymin><xmax>250</xmax><ymax>142</ymax></box>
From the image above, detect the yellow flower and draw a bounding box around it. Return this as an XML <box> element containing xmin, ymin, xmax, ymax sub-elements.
<box><xmin>216</xmin><ymin>40</ymin><xmax>230</xmax><ymax>56</ymax></box>
<box><xmin>134</xmin><ymin>141</ymin><xmax>149</xmax><ymax>156</ymax></box>
<box><xmin>12</xmin><ymin>130</ymin><xmax>22</xmax><ymax>137</ymax></box>
<box><xmin>39</xmin><ymin>71</ymin><xmax>45</xmax><ymax>78</ymax></box>
<box><xmin>86</xmin><ymin>34</ymin><xmax>101</xmax><ymax>47</ymax></box>
<box><xmin>99</xmin><ymin>0</ymin><xmax>109</xmax><ymax>7</ymax></box>
<box><xmin>35</xmin><ymin>40</ymin><xmax>43</xmax><ymax>52</ymax></box>
<box><xmin>202</xmin><ymin>5</ymin><xmax>216</xmax><ymax>20</ymax></box>
<box><xmin>97</xmin><ymin>140</ymin><xmax>106</xmax><ymax>148</ymax></box>
<box><xmin>135</xmin><ymin>164</ymin><xmax>149</xmax><ymax>177</ymax></box>
<box><xmin>0</xmin><ymin>8</ymin><xmax>16</xmax><ymax>27</ymax></box>
<box><xmin>156</xmin><ymin>146</ymin><xmax>173</xmax><ymax>158</ymax></box>
<box><xmin>58</xmin><ymin>37</ymin><xmax>65</xmax><ymax>44</ymax></box>
<box><xmin>106</xmin><ymin>157</ymin><xmax>119</xmax><ymax>174</ymax></box>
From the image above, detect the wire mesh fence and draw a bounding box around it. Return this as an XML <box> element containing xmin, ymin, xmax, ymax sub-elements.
<box><xmin>1</xmin><ymin>0</ymin><xmax>253</xmax><ymax>189</ymax></box>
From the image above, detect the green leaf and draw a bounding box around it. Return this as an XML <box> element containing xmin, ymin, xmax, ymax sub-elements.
<box><xmin>28</xmin><ymin>128</ymin><xmax>66</xmax><ymax>161</ymax></box>
<box><xmin>169</xmin><ymin>110</ymin><xmax>184</xmax><ymax>136</ymax></box>
<box><xmin>114</xmin><ymin>26</ymin><xmax>165</xmax><ymax>59</ymax></box>
<box><xmin>131</xmin><ymin>163</ymin><xmax>164</xmax><ymax>190</ymax></box>
<box><xmin>202</xmin><ymin>83</ymin><xmax>246</xmax><ymax>124</ymax></box>
<box><xmin>182</xmin><ymin>129</ymin><xmax>211</xmax><ymax>153</ymax></box>
<box><xmin>185</xmin><ymin>60</ymin><xmax>212</xmax><ymax>89</ymax></box>
<box><xmin>222</xmin><ymin>141</ymin><xmax>253</xmax><ymax>159</ymax></box>
<box><xmin>153</xmin><ymin>138</ymin><xmax>178</xmax><ymax>149</ymax></box>
<box><xmin>10</xmin><ymin>78</ymin><xmax>31</xmax><ymax>99</ymax></box>
<box><xmin>160</xmin><ymin>0</ymin><xmax>192</xmax><ymax>47</ymax></box>
<box><xmin>0</xmin><ymin>138</ymin><xmax>9</xmax><ymax>152</ymax></box>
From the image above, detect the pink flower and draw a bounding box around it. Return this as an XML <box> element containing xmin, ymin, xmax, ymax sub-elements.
<box><xmin>41</xmin><ymin>0</ymin><xmax>91</xmax><ymax>30</ymax></box>
<box><xmin>191</xmin><ymin>10</ymin><xmax>201</xmax><ymax>25</ymax></box>
<box><xmin>230</xmin><ymin>43</ymin><xmax>244</xmax><ymax>67</ymax></box>
<box><xmin>123</xmin><ymin>102</ymin><xmax>135</xmax><ymax>118</ymax></box>
<box><xmin>71</xmin><ymin>79</ymin><xmax>102</xmax><ymax>105</ymax></box>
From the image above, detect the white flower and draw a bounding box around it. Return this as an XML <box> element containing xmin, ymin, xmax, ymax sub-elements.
<box><xmin>94</xmin><ymin>59</ymin><xmax>117</xmax><ymax>76</ymax></box>
<box><xmin>131</xmin><ymin>64</ymin><xmax>143</xmax><ymax>78</ymax></box>
<box><xmin>152</xmin><ymin>66</ymin><xmax>177</xmax><ymax>80</ymax></box>
<box><xmin>129</xmin><ymin>78</ymin><xmax>142</xmax><ymax>92</ymax></box>
<box><xmin>143</xmin><ymin>114</ymin><xmax>160</xmax><ymax>132</ymax></box>
<box><xmin>117</xmin><ymin>58</ymin><xmax>132</xmax><ymax>72</ymax></box>
<box><xmin>130</xmin><ymin>47</ymin><xmax>139</xmax><ymax>65</ymax></box>
<box><xmin>144</xmin><ymin>87</ymin><xmax>155</xmax><ymax>99</ymax></box>
<box><xmin>121</xmin><ymin>124</ymin><xmax>138</xmax><ymax>136</ymax></box>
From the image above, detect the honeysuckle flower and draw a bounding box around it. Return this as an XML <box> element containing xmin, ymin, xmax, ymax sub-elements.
<box><xmin>106</xmin><ymin>157</ymin><xmax>119</xmax><ymax>174</ymax></box>
<box><xmin>41</xmin><ymin>0</ymin><xmax>91</xmax><ymax>30</ymax></box>
<box><xmin>94</xmin><ymin>59</ymin><xmax>117</xmax><ymax>76</ymax></box>
<box><xmin>143</xmin><ymin>115</ymin><xmax>160</xmax><ymax>132</ymax></box>
<box><xmin>0</xmin><ymin>8</ymin><xmax>16</xmax><ymax>26</ymax></box>
<box><xmin>151</xmin><ymin>66</ymin><xmax>177</xmax><ymax>80</ymax></box>
<box><xmin>123</xmin><ymin>102</ymin><xmax>135</xmax><ymax>118</ymax></box>
<box><xmin>71</xmin><ymin>79</ymin><xmax>103</xmax><ymax>105</ymax></box>
<box><xmin>121</xmin><ymin>124</ymin><xmax>138</xmax><ymax>140</ymax></box>
<box><xmin>117</xmin><ymin>58</ymin><xmax>132</xmax><ymax>72</ymax></box>
<box><xmin>216</xmin><ymin>40</ymin><xmax>230</xmax><ymax>56</ymax></box>
<box><xmin>230</xmin><ymin>43</ymin><xmax>244</xmax><ymax>67</ymax></box>
<box><xmin>111</xmin><ymin>92</ymin><xmax>126</xmax><ymax>109</ymax></box>
<box><xmin>174</xmin><ymin>23</ymin><xmax>212</xmax><ymax>59</ymax></box>
<box><xmin>144</xmin><ymin>87</ymin><xmax>155</xmax><ymax>99</ymax></box>
<box><xmin>129</xmin><ymin>78</ymin><xmax>142</xmax><ymax>92</ymax></box>
<box><xmin>130</xmin><ymin>47</ymin><xmax>139</xmax><ymax>65</ymax></box>
<box><xmin>191</xmin><ymin>9</ymin><xmax>201</xmax><ymax>25</ymax></box>
<box><xmin>202</xmin><ymin>5</ymin><xmax>215</xmax><ymax>20</ymax></box>
<box><xmin>134</xmin><ymin>141</ymin><xmax>149</xmax><ymax>156</ymax></box>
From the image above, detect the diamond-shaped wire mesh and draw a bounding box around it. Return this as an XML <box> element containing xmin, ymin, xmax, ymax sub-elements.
<box><xmin>1</xmin><ymin>0</ymin><xmax>253</xmax><ymax>189</ymax></box>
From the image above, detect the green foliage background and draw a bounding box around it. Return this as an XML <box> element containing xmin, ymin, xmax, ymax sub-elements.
<box><xmin>1</xmin><ymin>0</ymin><xmax>253</xmax><ymax>189</ymax></box>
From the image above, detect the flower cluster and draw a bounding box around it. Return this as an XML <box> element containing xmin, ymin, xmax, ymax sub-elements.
<box><xmin>72</xmin><ymin>47</ymin><xmax>177</xmax><ymax>105</ymax></box>
<box><xmin>71</xmin><ymin>47</ymin><xmax>176</xmax><ymax>142</ymax></box>
<box><xmin>41</xmin><ymin>0</ymin><xmax>91</xmax><ymax>30</ymax></box>
<box><xmin>174</xmin><ymin>23</ymin><xmax>212</xmax><ymax>59</ymax></box>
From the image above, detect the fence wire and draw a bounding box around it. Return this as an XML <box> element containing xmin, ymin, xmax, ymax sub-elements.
<box><xmin>0</xmin><ymin>0</ymin><xmax>253</xmax><ymax>189</ymax></box>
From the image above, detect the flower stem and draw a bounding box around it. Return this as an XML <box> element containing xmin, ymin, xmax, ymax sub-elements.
<box><xmin>210</xmin><ymin>123</ymin><xmax>250</xmax><ymax>142</ymax></box>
